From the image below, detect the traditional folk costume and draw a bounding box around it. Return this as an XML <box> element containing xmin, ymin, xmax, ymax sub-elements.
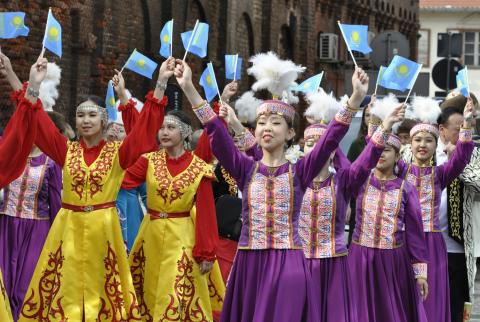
<box><xmin>193</xmin><ymin>95</ymin><xmax>356</xmax><ymax>321</ymax></box>
<box><xmin>0</xmin><ymin>89</ymin><xmax>42</xmax><ymax>322</ymax></box>
<box><xmin>120</xmin><ymin>100</ymin><xmax>223</xmax><ymax>321</ymax></box>
<box><xmin>18</xmin><ymin>91</ymin><xmax>166</xmax><ymax>321</ymax></box>
<box><xmin>395</xmin><ymin>97</ymin><xmax>474</xmax><ymax>322</ymax></box>
<box><xmin>298</xmin><ymin>91</ymin><xmax>388</xmax><ymax>322</ymax></box>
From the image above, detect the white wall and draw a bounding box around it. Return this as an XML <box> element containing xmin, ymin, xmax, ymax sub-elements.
<box><xmin>420</xmin><ymin>11</ymin><xmax>480</xmax><ymax>97</ymax></box>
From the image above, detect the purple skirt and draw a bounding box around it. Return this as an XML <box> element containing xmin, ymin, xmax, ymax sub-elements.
<box><xmin>348</xmin><ymin>244</ymin><xmax>427</xmax><ymax>322</ymax></box>
<box><xmin>0</xmin><ymin>215</ymin><xmax>51</xmax><ymax>321</ymax></box>
<box><xmin>423</xmin><ymin>232</ymin><xmax>450</xmax><ymax>322</ymax></box>
<box><xmin>306</xmin><ymin>256</ymin><xmax>357</xmax><ymax>322</ymax></box>
<box><xmin>220</xmin><ymin>249</ymin><xmax>318</xmax><ymax>322</ymax></box>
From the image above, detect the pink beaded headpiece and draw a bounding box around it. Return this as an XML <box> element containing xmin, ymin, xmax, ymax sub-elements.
<box><xmin>409</xmin><ymin>96</ymin><xmax>441</xmax><ymax>139</ymax></box>
<box><xmin>303</xmin><ymin>123</ymin><xmax>327</xmax><ymax>141</ymax></box>
<box><xmin>410</xmin><ymin>123</ymin><xmax>439</xmax><ymax>139</ymax></box>
<box><xmin>387</xmin><ymin>134</ymin><xmax>402</xmax><ymax>150</ymax></box>
<box><xmin>256</xmin><ymin>100</ymin><xmax>296</xmax><ymax>122</ymax></box>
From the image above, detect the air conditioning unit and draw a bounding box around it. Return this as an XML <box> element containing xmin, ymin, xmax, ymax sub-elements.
<box><xmin>318</xmin><ymin>33</ymin><xmax>338</xmax><ymax>61</ymax></box>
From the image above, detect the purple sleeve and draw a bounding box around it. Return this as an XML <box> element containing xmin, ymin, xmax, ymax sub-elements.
<box><xmin>48</xmin><ymin>162</ymin><xmax>63</xmax><ymax>223</ymax></box>
<box><xmin>437</xmin><ymin>132</ymin><xmax>474</xmax><ymax>190</ymax></box>
<box><xmin>205</xmin><ymin>117</ymin><xmax>255</xmax><ymax>188</ymax></box>
<box><xmin>333</xmin><ymin>148</ymin><xmax>351</xmax><ymax>170</ymax></box>
<box><xmin>344</xmin><ymin>127</ymin><xmax>387</xmax><ymax>197</ymax></box>
<box><xmin>246</xmin><ymin>144</ymin><xmax>262</xmax><ymax>161</ymax></box>
<box><xmin>396</xmin><ymin>159</ymin><xmax>409</xmax><ymax>179</ymax></box>
<box><xmin>404</xmin><ymin>183</ymin><xmax>428</xmax><ymax>264</ymax></box>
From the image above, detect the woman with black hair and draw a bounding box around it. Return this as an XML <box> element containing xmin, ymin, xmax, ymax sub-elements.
<box><xmin>116</xmin><ymin>69</ymin><xmax>221</xmax><ymax>321</ymax></box>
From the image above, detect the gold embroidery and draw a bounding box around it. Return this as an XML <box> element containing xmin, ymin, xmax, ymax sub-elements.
<box><xmin>220</xmin><ymin>166</ymin><xmax>237</xmax><ymax>196</ymax></box>
<box><xmin>449</xmin><ymin>178</ymin><xmax>462</xmax><ymax>241</ymax></box>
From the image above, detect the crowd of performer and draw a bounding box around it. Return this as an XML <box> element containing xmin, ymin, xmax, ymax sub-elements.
<box><xmin>0</xmin><ymin>46</ymin><xmax>478</xmax><ymax>322</ymax></box>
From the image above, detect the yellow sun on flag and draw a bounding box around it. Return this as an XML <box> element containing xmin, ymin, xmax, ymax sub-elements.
<box><xmin>48</xmin><ymin>27</ymin><xmax>59</xmax><ymax>40</ymax></box>
<box><xmin>396</xmin><ymin>64</ymin><xmax>409</xmax><ymax>77</ymax></box>
<box><xmin>351</xmin><ymin>31</ymin><xmax>361</xmax><ymax>45</ymax></box>
<box><xmin>136</xmin><ymin>59</ymin><xmax>146</xmax><ymax>69</ymax></box>
<box><xmin>163</xmin><ymin>34</ymin><xmax>170</xmax><ymax>43</ymax></box>
<box><xmin>206</xmin><ymin>74</ymin><xmax>213</xmax><ymax>86</ymax></box>
<box><xmin>304</xmin><ymin>82</ymin><xmax>311</xmax><ymax>88</ymax></box>
<box><xmin>12</xmin><ymin>16</ymin><xmax>23</xmax><ymax>28</ymax></box>
<box><xmin>109</xmin><ymin>98</ymin><xmax>116</xmax><ymax>107</ymax></box>
<box><xmin>457</xmin><ymin>79</ymin><xmax>463</xmax><ymax>87</ymax></box>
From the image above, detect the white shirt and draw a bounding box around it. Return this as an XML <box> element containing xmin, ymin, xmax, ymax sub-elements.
<box><xmin>437</xmin><ymin>138</ymin><xmax>465</xmax><ymax>253</ymax></box>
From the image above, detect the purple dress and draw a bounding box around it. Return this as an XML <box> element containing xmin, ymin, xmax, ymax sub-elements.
<box><xmin>197</xmin><ymin>104</ymin><xmax>354</xmax><ymax>322</ymax></box>
<box><xmin>299</xmin><ymin>127</ymin><xmax>388</xmax><ymax>322</ymax></box>
<box><xmin>397</xmin><ymin>128</ymin><xmax>474</xmax><ymax>322</ymax></box>
<box><xmin>0</xmin><ymin>153</ymin><xmax>62</xmax><ymax>321</ymax></box>
<box><xmin>349</xmin><ymin>174</ymin><xmax>428</xmax><ymax>322</ymax></box>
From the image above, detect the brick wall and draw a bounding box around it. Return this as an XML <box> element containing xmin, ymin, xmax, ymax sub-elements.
<box><xmin>0</xmin><ymin>0</ymin><xmax>419</xmax><ymax>132</ymax></box>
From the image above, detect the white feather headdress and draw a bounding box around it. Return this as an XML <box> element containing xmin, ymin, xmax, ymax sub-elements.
<box><xmin>247</xmin><ymin>51</ymin><xmax>305</xmax><ymax>98</ymax></box>
<box><xmin>235</xmin><ymin>91</ymin><xmax>261</xmax><ymax>125</ymax></box>
<box><xmin>370</xmin><ymin>94</ymin><xmax>400</xmax><ymax>121</ymax></box>
<box><xmin>410</xmin><ymin>96</ymin><xmax>441</xmax><ymax>124</ymax></box>
<box><xmin>304</xmin><ymin>89</ymin><xmax>342</xmax><ymax>124</ymax></box>
<box><xmin>39</xmin><ymin>62</ymin><xmax>61</xmax><ymax>111</ymax></box>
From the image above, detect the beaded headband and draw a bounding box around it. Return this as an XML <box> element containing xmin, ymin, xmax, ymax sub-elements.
<box><xmin>256</xmin><ymin>100</ymin><xmax>296</xmax><ymax>122</ymax></box>
<box><xmin>163</xmin><ymin>115</ymin><xmax>193</xmax><ymax>140</ymax></box>
<box><xmin>303</xmin><ymin>123</ymin><xmax>327</xmax><ymax>141</ymax></box>
<box><xmin>410</xmin><ymin>123</ymin><xmax>439</xmax><ymax>139</ymax></box>
<box><xmin>387</xmin><ymin>134</ymin><xmax>402</xmax><ymax>150</ymax></box>
<box><xmin>76</xmin><ymin>103</ymin><xmax>108</xmax><ymax>127</ymax></box>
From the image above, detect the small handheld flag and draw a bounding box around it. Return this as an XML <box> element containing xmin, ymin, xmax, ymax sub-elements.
<box><xmin>159</xmin><ymin>20</ymin><xmax>173</xmax><ymax>58</ymax></box>
<box><xmin>199</xmin><ymin>62</ymin><xmax>221</xmax><ymax>102</ymax></box>
<box><xmin>181</xmin><ymin>21</ymin><xmax>209</xmax><ymax>60</ymax></box>
<box><xmin>456</xmin><ymin>67</ymin><xmax>470</xmax><ymax>98</ymax></box>
<box><xmin>0</xmin><ymin>12</ymin><xmax>29</xmax><ymax>39</ymax></box>
<box><xmin>105</xmin><ymin>80</ymin><xmax>117</xmax><ymax>121</ymax></box>
<box><xmin>42</xmin><ymin>8</ymin><xmax>62</xmax><ymax>57</ymax></box>
<box><xmin>379</xmin><ymin>56</ymin><xmax>422</xmax><ymax>93</ymax></box>
<box><xmin>338</xmin><ymin>23</ymin><xmax>372</xmax><ymax>55</ymax></box>
<box><xmin>225</xmin><ymin>54</ymin><xmax>242</xmax><ymax>80</ymax></box>
<box><xmin>123</xmin><ymin>49</ymin><xmax>158</xmax><ymax>79</ymax></box>
<box><xmin>295</xmin><ymin>72</ymin><xmax>324</xmax><ymax>94</ymax></box>
<box><xmin>374</xmin><ymin>66</ymin><xmax>387</xmax><ymax>95</ymax></box>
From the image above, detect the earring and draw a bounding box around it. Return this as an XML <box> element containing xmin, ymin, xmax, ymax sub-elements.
<box><xmin>394</xmin><ymin>164</ymin><xmax>399</xmax><ymax>175</ymax></box>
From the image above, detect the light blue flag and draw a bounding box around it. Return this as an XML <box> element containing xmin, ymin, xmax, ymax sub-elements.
<box><xmin>42</xmin><ymin>9</ymin><xmax>62</xmax><ymax>57</ymax></box>
<box><xmin>159</xmin><ymin>20</ymin><xmax>173</xmax><ymax>58</ymax></box>
<box><xmin>105</xmin><ymin>80</ymin><xmax>117</xmax><ymax>121</ymax></box>
<box><xmin>225</xmin><ymin>55</ymin><xmax>242</xmax><ymax>80</ymax></box>
<box><xmin>379</xmin><ymin>56</ymin><xmax>422</xmax><ymax>92</ymax></box>
<box><xmin>124</xmin><ymin>49</ymin><xmax>158</xmax><ymax>79</ymax></box>
<box><xmin>295</xmin><ymin>73</ymin><xmax>324</xmax><ymax>94</ymax></box>
<box><xmin>339</xmin><ymin>23</ymin><xmax>372</xmax><ymax>54</ymax></box>
<box><xmin>181</xmin><ymin>22</ymin><xmax>209</xmax><ymax>58</ymax></box>
<box><xmin>0</xmin><ymin>12</ymin><xmax>29</xmax><ymax>39</ymax></box>
<box><xmin>199</xmin><ymin>62</ymin><xmax>219</xmax><ymax>102</ymax></box>
<box><xmin>456</xmin><ymin>68</ymin><xmax>470</xmax><ymax>98</ymax></box>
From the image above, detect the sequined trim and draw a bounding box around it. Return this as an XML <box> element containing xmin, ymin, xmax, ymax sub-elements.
<box><xmin>256</xmin><ymin>100</ymin><xmax>295</xmax><ymax>122</ymax></box>
<box><xmin>193</xmin><ymin>101</ymin><xmax>217</xmax><ymax>125</ymax></box>
<box><xmin>406</xmin><ymin>165</ymin><xmax>435</xmax><ymax>232</ymax></box>
<box><xmin>335</xmin><ymin>107</ymin><xmax>355</xmax><ymax>125</ymax></box>
<box><xmin>412</xmin><ymin>262</ymin><xmax>428</xmax><ymax>279</ymax></box>
<box><xmin>410</xmin><ymin>123</ymin><xmax>439</xmax><ymax>138</ymax></box>
<box><xmin>238</xmin><ymin>130</ymin><xmax>256</xmax><ymax>150</ymax></box>
<box><xmin>459</xmin><ymin>128</ymin><xmax>473</xmax><ymax>142</ymax></box>
<box><xmin>370</xmin><ymin>126</ymin><xmax>388</xmax><ymax>147</ymax></box>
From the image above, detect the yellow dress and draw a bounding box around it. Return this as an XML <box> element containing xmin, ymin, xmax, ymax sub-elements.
<box><xmin>19</xmin><ymin>141</ymin><xmax>141</xmax><ymax>321</ymax></box>
<box><xmin>128</xmin><ymin>150</ymin><xmax>224</xmax><ymax>321</ymax></box>
<box><xmin>0</xmin><ymin>270</ymin><xmax>13</xmax><ymax>322</ymax></box>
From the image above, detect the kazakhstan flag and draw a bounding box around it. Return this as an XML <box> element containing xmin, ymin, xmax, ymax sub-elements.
<box><xmin>199</xmin><ymin>62</ymin><xmax>219</xmax><ymax>102</ymax></box>
<box><xmin>456</xmin><ymin>68</ymin><xmax>469</xmax><ymax>98</ymax></box>
<box><xmin>295</xmin><ymin>72</ymin><xmax>324</xmax><ymax>94</ymax></box>
<box><xmin>42</xmin><ymin>9</ymin><xmax>62</xmax><ymax>57</ymax></box>
<box><xmin>159</xmin><ymin>20</ymin><xmax>173</xmax><ymax>58</ymax></box>
<box><xmin>0</xmin><ymin>12</ymin><xmax>29</xmax><ymax>39</ymax></box>
<box><xmin>225</xmin><ymin>55</ymin><xmax>242</xmax><ymax>80</ymax></box>
<box><xmin>124</xmin><ymin>49</ymin><xmax>158</xmax><ymax>79</ymax></box>
<box><xmin>105</xmin><ymin>80</ymin><xmax>117</xmax><ymax>121</ymax></box>
<box><xmin>339</xmin><ymin>24</ymin><xmax>372</xmax><ymax>54</ymax></box>
<box><xmin>379</xmin><ymin>55</ymin><xmax>422</xmax><ymax>92</ymax></box>
<box><xmin>181</xmin><ymin>22</ymin><xmax>209</xmax><ymax>58</ymax></box>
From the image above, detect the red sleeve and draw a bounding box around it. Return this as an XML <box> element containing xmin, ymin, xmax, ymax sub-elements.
<box><xmin>121</xmin><ymin>156</ymin><xmax>148</xmax><ymax>189</ymax></box>
<box><xmin>10</xmin><ymin>82</ymin><xmax>28</xmax><ymax>106</ymax></box>
<box><xmin>194</xmin><ymin>130</ymin><xmax>213</xmax><ymax>163</ymax></box>
<box><xmin>0</xmin><ymin>93</ymin><xmax>41</xmax><ymax>187</ymax></box>
<box><xmin>118</xmin><ymin>92</ymin><xmax>167</xmax><ymax>169</ymax></box>
<box><xmin>34</xmin><ymin>105</ymin><xmax>68</xmax><ymax>166</ymax></box>
<box><xmin>192</xmin><ymin>177</ymin><xmax>218</xmax><ymax>263</ymax></box>
<box><xmin>119</xmin><ymin>98</ymin><xmax>140</xmax><ymax>134</ymax></box>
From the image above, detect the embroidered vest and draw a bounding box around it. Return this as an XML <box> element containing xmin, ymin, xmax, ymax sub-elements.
<box><xmin>405</xmin><ymin>165</ymin><xmax>436</xmax><ymax>232</ymax></box>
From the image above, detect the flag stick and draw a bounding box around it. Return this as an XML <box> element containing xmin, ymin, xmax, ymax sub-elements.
<box><xmin>465</xmin><ymin>66</ymin><xmax>471</xmax><ymax>98</ymax></box>
<box><xmin>170</xmin><ymin>19</ymin><xmax>174</xmax><ymax>57</ymax></box>
<box><xmin>209</xmin><ymin>62</ymin><xmax>223</xmax><ymax>106</ymax></box>
<box><xmin>337</xmin><ymin>21</ymin><xmax>358</xmax><ymax>69</ymax></box>
<box><xmin>316</xmin><ymin>72</ymin><xmax>323</xmax><ymax>92</ymax></box>
<box><xmin>182</xmin><ymin>20</ymin><xmax>199</xmax><ymax>62</ymax></box>
<box><xmin>374</xmin><ymin>74</ymin><xmax>380</xmax><ymax>96</ymax></box>
<box><xmin>404</xmin><ymin>64</ymin><xmax>423</xmax><ymax>104</ymax></box>
<box><xmin>233</xmin><ymin>54</ymin><xmax>239</xmax><ymax>81</ymax></box>
<box><xmin>41</xmin><ymin>8</ymin><xmax>52</xmax><ymax>56</ymax></box>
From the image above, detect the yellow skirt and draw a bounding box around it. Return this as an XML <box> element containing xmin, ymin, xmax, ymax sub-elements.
<box><xmin>19</xmin><ymin>208</ymin><xmax>141</xmax><ymax>322</ymax></box>
<box><xmin>0</xmin><ymin>270</ymin><xmax>13</xmax><ymax>322</ymax></box>
<box><xmin>129</xmin><ymin>214</ymin><xmax>225</xmax><ymax>322</ymax></box>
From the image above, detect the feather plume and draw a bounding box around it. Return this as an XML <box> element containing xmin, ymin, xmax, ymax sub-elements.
<box><xmin>234</xmin><ymin>91</ymin><xmax>261</xmax><ymax>125</ymax></box>
<box><xmin>247</xmin><ymin>51</ymin><xmax>305</xmax><ymax>98</ymax></box>
<box><xmin>304</xmin><ymin>89</ymin><xmax>341</xmax><ymax>124</ymax></box>
<box><xmin>411</xmin><ymin>96</ymin><xmax>441</xmax><ymax>124</ymax></box>
<box><xmin>370</xmin><ymin>94</ymin><xmax>400</xmax><ymax>121</ymax></box>
<box><xmin>39</xmin><ymin>62</ymin><xmax>61</xmax><ymax>111</ymax></box>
